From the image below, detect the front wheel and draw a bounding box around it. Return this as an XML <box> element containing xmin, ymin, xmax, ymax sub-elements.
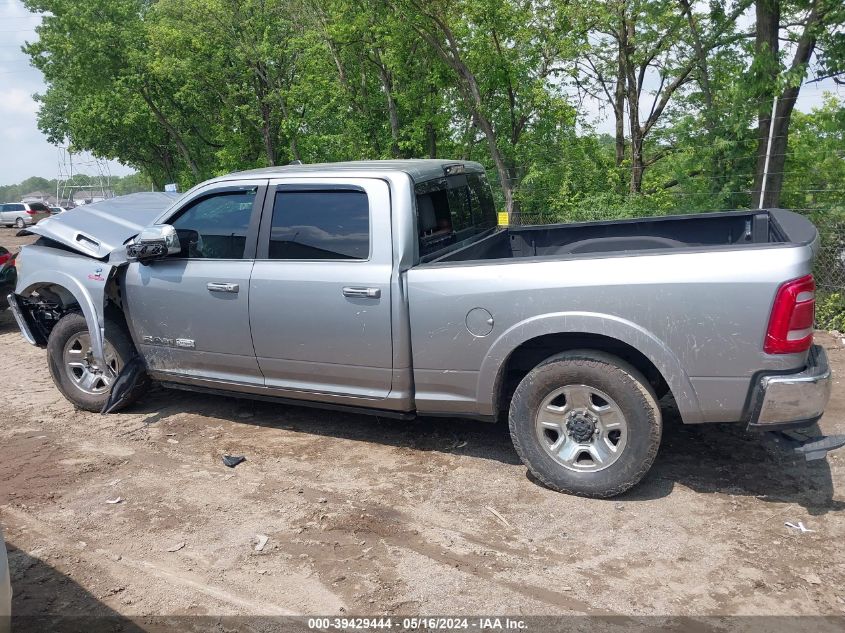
<box><xmin>47</xmin><ymin>313</ymin><xmax>148</xmax><ymax>412</ymax></box>
<box><xmin>509</xmin><ymin>350</ymin><xmax>662</xmax><ymax>498</ymax></box>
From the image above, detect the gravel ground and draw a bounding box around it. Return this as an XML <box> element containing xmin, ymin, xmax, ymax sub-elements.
<box><xmin>1</xmin><ymin>226</ymin><xmax>844</xmax><ymax>628</ymax></box>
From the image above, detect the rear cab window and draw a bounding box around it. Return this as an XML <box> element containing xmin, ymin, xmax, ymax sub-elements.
<box><xmin>415</xmin><ymin>170</ymin><xmax>497</xmax><ymax>261</ymax></box>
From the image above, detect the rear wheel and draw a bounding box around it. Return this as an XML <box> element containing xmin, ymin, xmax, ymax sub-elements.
<box><xmin>509</xmin><ymin>350</ymin><xmax>662</xmax><ymax>498</ymax></box>
<box><xmin>47</xmin><ymin>313</ymin><xmax>148</xmax><ymax>412</ymax></box>
<box><xmin>15</xmin><ymin>217</ymin><xmax>25</xmax><ymax>229</ymax></box>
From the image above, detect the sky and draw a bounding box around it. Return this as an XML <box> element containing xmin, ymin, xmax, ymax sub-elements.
<box><xmin>0</xmin><ymin>0</ymin><xmax>135</xmax><ymax>187</ymax></box>
<box><xmin>0</xmin><ymin>0</ymin><xmax>842</xmax><ymax>189</ymax></box>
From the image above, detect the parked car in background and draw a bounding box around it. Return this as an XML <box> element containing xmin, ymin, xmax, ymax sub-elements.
<box><xmin>0</xmin><ymin>251</ymin><xmax>17</xmax><ymax>309</ymax></box>
<box><xmin>0</xmin><ymin>202</ymin><xmax>51</xmax><ymax>228</ymax></box>
<box><xmin>50</xmin><ymin>206</ymin><xmax>68</xmax><ymax>215</ymax></box>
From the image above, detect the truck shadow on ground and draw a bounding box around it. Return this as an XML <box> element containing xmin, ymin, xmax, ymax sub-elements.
<box><xmin>6</xmin><ymin>543</ymin><xmax>295</xmax><ymax>633</ymax></box>
<box><xmin>0</xmin><ymin>313</ymin><xmax>21</xmax><ymax>335</ymax></box>
<box><xmin>132</xmin><ymin>388</ymin><xmax>842</xmax><ymax>516</ymax></box>
<box><xmin>6</xmin><ymin>543</ymin><xmax>145</xmax><ymax>633</ymax></box>
<box><xmin>616</xmin><ymin>400</ymin><xmax>843</xmax><ymax>515</ymax></box>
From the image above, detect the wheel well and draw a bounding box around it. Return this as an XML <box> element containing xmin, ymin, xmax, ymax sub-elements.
<box><xmin>18</xmin><ymin>281</ymin><xmax>129</xmax><ymax>345</ymax></box>
<box><xmin>496</xmin><ymin>333</ymin><xmax>671</xmax><ymax>414</ymax></box>
<box><xmin>18</xmin><ymin>283</ymin><xmax>80</xmax><ymax>344</ymax></box>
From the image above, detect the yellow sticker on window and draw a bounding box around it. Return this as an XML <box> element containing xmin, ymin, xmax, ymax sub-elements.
<box><xmin>497</xmin><ymin>212</ymin><xmax>509</xmax><ymax>226</ymax></box>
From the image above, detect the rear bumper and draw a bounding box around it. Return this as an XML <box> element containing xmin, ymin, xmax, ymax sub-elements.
<box><xmin>748</xmin><ymin>345</ymin><xmax>832</xmax><ymax>430</ymax></box>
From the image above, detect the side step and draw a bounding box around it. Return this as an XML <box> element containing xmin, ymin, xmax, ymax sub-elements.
<box><xmin>764</xmin><ymin>431</ymin><xmax>845</xmax><ymax>461</ymax></box>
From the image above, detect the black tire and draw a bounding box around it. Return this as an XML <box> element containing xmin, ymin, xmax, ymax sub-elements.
<box><xmin>47</xmin><ymin>312</ymin><xmax>148</xmax><ymax>412</ymax></box>
<box><xmin>15</xmin><ymin>217</ymin><xmax>25</xmax><ymax>229</ymax></box>
<box><xmin>509</xmin><ymin>350</ymin><xmax>662</xmax><ymax>498</ymax></box>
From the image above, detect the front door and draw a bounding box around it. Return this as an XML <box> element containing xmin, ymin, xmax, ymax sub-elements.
<box><xmin>249</xmin><ymin>178</ymin><xmax>394</xmax><ymax>400</ymax></box>
<box><xmin>123</xmin><ymin>182</ymin><xmax>266</xmax><ymax>385</ymax></box>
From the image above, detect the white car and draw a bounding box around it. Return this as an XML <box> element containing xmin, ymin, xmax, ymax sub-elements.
<box><xmin>0</xmin><ymin>526</ymin><xmax>9</xmax><ymax>633</ymax></box>
<box><xmin>0</xmin><ymin>202</ymin><xmax>51</xmax><ymax>228</ymax></box>
<box><xmin>49</xmin><ymin>206</ymin><xmax>68</xmax><ymax>215</ymax></box>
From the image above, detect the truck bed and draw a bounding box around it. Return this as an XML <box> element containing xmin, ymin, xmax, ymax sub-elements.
<box><xmin>429</xmin><ymin>209</ymin><xmax>815</xmax><ymax>263</ymax></box>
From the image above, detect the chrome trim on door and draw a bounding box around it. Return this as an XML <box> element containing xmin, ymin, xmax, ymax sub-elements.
<box><xmin>342</xmin><ymin>287</ymin><xmax>381</xmax><ymax>299</ymax></box>
<box><xmin>207</xmin><ymin>282</ymin><xmax>240</xmax><ymax>293</ymax></box>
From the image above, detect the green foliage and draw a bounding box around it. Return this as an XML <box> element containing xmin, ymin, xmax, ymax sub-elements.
<box><xmin>816</xmin><ymin>292</ymin><xmax>845</xmax><ymax>332</ymax></box>
<box><xmin>16</xmin><ymin>0</ymin><xmax>845</xmax><ymax>229</ymax></box>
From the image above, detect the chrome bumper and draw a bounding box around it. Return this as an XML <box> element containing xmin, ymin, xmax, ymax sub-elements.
<box><xmin>749</xmin><ymin>345</ymin><xmax>832</xmax><ymax>430</ymax></box>
<box><xmin>6</xmin><ymin>293</ymin><xmax>38</xmax><ymax>345</ymax></box>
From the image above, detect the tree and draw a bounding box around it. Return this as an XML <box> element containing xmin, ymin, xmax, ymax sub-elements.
<box><xmin>576</xmin><ymin>0</ymin><xmax>753</xmax><ymax>193</ymax></box>
<box><xmin>23</xmin><ymin>0</ymin><xmax>208</xmax><ymax>187</ymax></box>
<box><xmin>751</xmin><ymin>0</ymin><xmax>845</xmax><ymax>207</ymax></box>
<box><xmin>394</xmin><ymin>0</ymin><xmax>576</xmax><ymax>221</ymax></box>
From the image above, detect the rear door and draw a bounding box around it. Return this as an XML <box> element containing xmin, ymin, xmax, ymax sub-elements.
<box><xmin>248</xmin><ymin>178</ymin><xmax>394</xmax><ymax>400</ymax></box>
<box><xmin>123</xmin><ymin>181</ymin><xmax>267</xmax><ymax>385</ymax></box>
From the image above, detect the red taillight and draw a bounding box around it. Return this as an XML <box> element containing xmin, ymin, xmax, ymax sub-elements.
<box><xmin>0</xmin><ymin>254</ymin><xmax>9</xmax><ymax>266</ymax></box>
<box><xmin>26</xmin><ymin>210</ymin><xmax>38</xmax><ymax>215</ymax></box>
<box><xmin>764</xmin><ymin>274</ymin><xmax>815</xmax><ymax>354</ymax></box>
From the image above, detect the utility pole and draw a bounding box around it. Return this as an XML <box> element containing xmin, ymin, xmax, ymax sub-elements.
<box><xmin>758</xmin><ymin>95</ymin><xmax>777</xmax><ymax>209</ymax></box>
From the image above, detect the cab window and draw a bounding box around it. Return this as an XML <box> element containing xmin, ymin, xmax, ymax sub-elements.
<box><xmin>416</xmin><ymin>172</ymin><xmax>496</xmax><ymax>258</ymax></box>
<box><xmin>267</xmin><ymin>190</ymin><xmax>370</xmax><ymax>260</ymax></box>
<box><xmin>170</xmin><ymin>190</ymin><xmax>256</xmax><ymax>259</ymax></box>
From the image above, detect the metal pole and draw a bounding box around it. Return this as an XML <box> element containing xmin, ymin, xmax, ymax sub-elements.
<box><xmin>758</xmin><ymin>95</ymin><xmax>777</xmax><ymax>209</ymax></box>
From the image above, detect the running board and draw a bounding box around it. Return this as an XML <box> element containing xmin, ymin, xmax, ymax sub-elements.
<box><xmin>764</xmin><ymin>431</ymin><xmax>845</xmax><ymax>461</ymax></box>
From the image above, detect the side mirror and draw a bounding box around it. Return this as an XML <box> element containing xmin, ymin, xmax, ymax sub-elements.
<box><xmin>126</xmin><ymin>224</ymin><xmax>181</xmax><ymax>262</ymax></box>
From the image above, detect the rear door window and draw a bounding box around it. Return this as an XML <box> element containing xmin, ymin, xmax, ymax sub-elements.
<box><xmin>267</xmin><ymin>189</ymin><xmax>370</xmax><ymax>260</ymax></box>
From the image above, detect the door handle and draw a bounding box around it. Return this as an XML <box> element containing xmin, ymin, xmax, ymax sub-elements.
<box><xmin>207</xmin><ymin>282</ymin><xmax>240</xmax><ymax>293</ymax></box>
<box><xmin>342</xmin><ymin>286</ymin><xmax>381</xmax><ymax>299</ymax></box>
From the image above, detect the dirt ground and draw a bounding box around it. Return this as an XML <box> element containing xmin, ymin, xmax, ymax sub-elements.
<box><xmin>1</xmin><ymin>226</ymin><xmax>844</xmax><ymax>626</ymax></box>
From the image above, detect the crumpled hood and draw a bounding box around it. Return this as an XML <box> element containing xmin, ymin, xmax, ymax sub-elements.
<box><xmin>28</xmin><ymin>191</ymin><xmax>182</xmax><ymax>260</ymax></box>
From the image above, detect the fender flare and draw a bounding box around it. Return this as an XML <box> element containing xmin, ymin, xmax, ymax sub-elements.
<box><xmin>476</xmin><ymin>311</ymin><xmax>703</xmax><ymax>424</ymax></box>
<box><xmin>17</xmin><ymin>267</ymin><xmax>115</xmax><ymax>367</ymax></box>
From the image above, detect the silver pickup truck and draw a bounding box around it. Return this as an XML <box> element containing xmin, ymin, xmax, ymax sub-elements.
<box><xmin>7</xmin><ymin>160</ymin><xmax>838</xmax><ymax>497</ymax></box>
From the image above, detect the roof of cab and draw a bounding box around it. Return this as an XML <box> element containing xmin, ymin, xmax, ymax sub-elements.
<box><xmin>230</xmin><ymin>159</ymin><xmax>486</xmax><ymax>184</ymax></box>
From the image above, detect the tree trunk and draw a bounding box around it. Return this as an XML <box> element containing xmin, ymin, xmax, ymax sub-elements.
<box><xmin>426</xmin><ymin>121</ymin><xmax>437</xmax><ymax>158</ymax></box>
<box><xmin>277</xmin><ymin>97</ymin><xmax>302</xmax><ymax>162</ymax></box>
<box><xmin>679</xmin><ymin>0</ymin><xmax>722</xmax><ymax>191</ymax></box>
<box><xmin>614</xmin><ymin>70</ymin><xmax>625</xmax><ymax>168</ymax></box>
<box><xmin>614</xmin><ymin>13</ymin><xmax>626</xmax><ymax>170</ymax></box>
<box><xmin>622</xmin><ymin>17</ymin><xmax>644</xmax><ymax>193</ymax></box>
<box><xmin>409</xmin><ymin>13</ymin><xmax>516</xmax><ymax>220</ymax></box>
<box><xmin>141</xmin><ymin>89</ymin><xmax>200</xmax><ymax>180</ymax></box>
<box><xmin>373</xmin><ymin>53</ymin><xmax>401</xmax><ymax>158</ymax></box>
<box><xmin>752</xmin><ymin>0</ymin><xmax>818</xmax><ymax>208</ymax></box>
<box><xmin>751</xmin><ymin>0</ymin><xmax>780</xmax><ymax>207</ymax></box>
<box><xmin>260</xmin><ymin>101</ymin><xmax>276</xmax><ymax>166</ymax></box>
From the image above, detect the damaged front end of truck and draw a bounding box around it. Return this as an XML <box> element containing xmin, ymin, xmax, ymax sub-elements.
<box><xmin>6</xmin><ymin>193</ymin><xmax>180</xmax><ymax>409</ymax></box>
